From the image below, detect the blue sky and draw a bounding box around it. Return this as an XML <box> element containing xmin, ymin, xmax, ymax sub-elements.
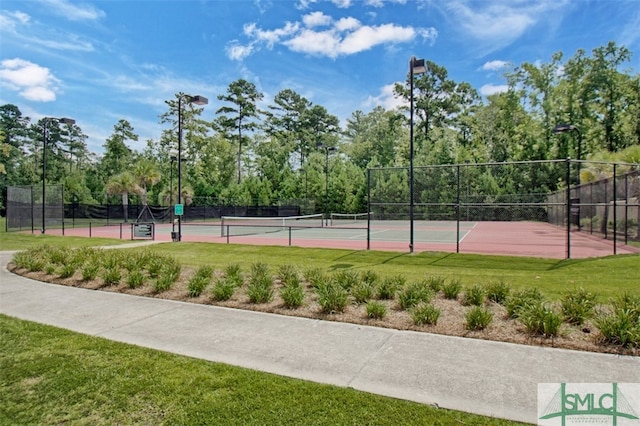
<box><xmin>1</xmin><ymin>0</ymin><xmax>639</xmax><ymax>155</ymax></box>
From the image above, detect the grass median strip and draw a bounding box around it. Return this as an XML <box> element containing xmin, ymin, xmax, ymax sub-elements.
<box><xmin>0</xmin><ymin>315</ymin><xmax>521</xmax><ymax>425</ymax></box>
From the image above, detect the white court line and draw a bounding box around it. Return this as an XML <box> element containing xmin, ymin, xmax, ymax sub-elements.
<box><xmin>348</xmin><ymin>229</ymin><xmax>390</xmax><ymax>240</ymax></box>
<box><xmin>458</xmin><ymin>222</ymin><xmax>478</xmax><ymax>243</ymax></box>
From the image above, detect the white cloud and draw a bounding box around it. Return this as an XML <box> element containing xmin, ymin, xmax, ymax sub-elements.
<box><xmin>334</xmin><ymin>17</ymin><xmax>361</xmax><ymax>32</ymax></box>
<box><xmin>332</xmin><ymin>0</ymin><xmax>352</xmax><ymax>7</ymax></box>
<box><xmin>0</xmin><ymin>10</ymin><xmax>30</xmax><ymax>32</ymax></box>
<box><xmin>339</xmin><ymin>24</ymin><xmax>415</xmax><ymax>55</ymax></box>
<box><xmin>297</xmin><ymin>0</ymin><xmax>406</xmax><ymax>7</ymax></box>
<box><xmin>228</xmin><ymin>13</ymin><xmax>437</xmax><ymax>60</ymax></box>
<box><xmin>444</xmin><ymin>1</ymin><xmax>568</xmax><ymax>52</ymax></box>
<box><xmin>0</xmin><ymin>58</ymin><xmax>60</xmax><ymax>102</ymax></box>
<box><xmin>226</xmin><ymin>42</ymin><xmax>256</xmax><ymax>61</ymax></box>
<box><xmin>480</xmin><ymin>84</ymin><xmax>508</xmax><ymax>96</ymax></box>
<box><xmin>39</xmin><ymin>0</ymin><xmax>106</xmax><ymax>21</ymax></box>
<box><xmin>481</xmin><ymin>60</ymin><xmax>509</xmax><ymax>71</ymax></box>
<box><xmin>364</xmin><ymin>83</ymin><xmax>405</xmax><ymax>110</ymax></box>
<box><xmin>303</xmin><ymin>11</ymin><xmax>332</xmax><ymax>27</ymax></box>
<box><xmin>0</xmin><ymin>9</ymin><xmax>94</xmax><ymax>52</ymax></box>
<box><xmin>244</xmin><ymin>21</ymin><xmax>300</xmax><ymax>47</ymax></box>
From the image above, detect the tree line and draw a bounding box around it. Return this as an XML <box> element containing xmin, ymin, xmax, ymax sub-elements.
<box><xmin>1</xmin><ymin>41</ymin><xmax>639</xmax><ymax>216</ymax></box>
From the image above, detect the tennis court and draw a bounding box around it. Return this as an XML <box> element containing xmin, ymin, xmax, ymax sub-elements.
<box><xmin>51</xmin><ymin>214</ymin><xmax>640</xmax><ymax>259</ymax></box>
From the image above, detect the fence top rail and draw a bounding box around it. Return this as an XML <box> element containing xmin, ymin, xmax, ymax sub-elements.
<box><xmin>369</xmin><ymin>159</ymin><xmax>640</xmax><ymax>172</ymax></box>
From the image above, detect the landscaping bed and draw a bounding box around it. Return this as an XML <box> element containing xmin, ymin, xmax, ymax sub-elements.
<box><xmin>9</xmin><ymin>245</ymin><xmax>639</xmax><ymax>356</ymax></box>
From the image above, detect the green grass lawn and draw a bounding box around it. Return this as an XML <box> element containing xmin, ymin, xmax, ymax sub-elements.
<box><xmin>0</xmin><ymin>218</ymin><xmax>131</xmax><ymax>251</ymax></box>
<box><xmin>0</xmin><ymin>315</ymin><xmax>521</xmax><ymax>426</ymax></box>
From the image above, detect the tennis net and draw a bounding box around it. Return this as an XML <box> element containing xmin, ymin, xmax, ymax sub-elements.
<box><xmin>221</xmin><ymin>213</ymin><xmax>324</xmax><ymax>237</ymax></box>
<box><xmin>329</xmin><ymin>212</ymin><xmax>373</xmax><ymax>227</ymax></box>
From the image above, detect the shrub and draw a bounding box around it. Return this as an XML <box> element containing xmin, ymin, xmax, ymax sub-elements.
<box><xmin>163</xmin><ymin>265</ymin><xmax>181</xmax><ymax>285</ymax></box>
<box><xmin>442</xmin><ymin>279</ymin><xmax>462</xmax><ymax>300</ymax></box>
<box><xmin>127</xmin><ymin>269</ymin><xmax>145</xmax><ymax>289</ymax></box>
<box><xmin>351</xmin><ymin>281</ymin><xmax>375</xmax><ymax>303</ymax></box>
<box><xmin>250</xmin><ymin>262</ymin><xmax>270</xmax><ymax>277</ymax></box>
<box><xmin>247</xmin><ymin>266</ymin><xmax>273</xmax><ymax>304</ymax></box>
<box><xmin>412</xmin><ymin>303</ymin><xmax>441</xmax><ymax>326</ymax></box>
<box><xmin>225</xmin><ymin>263</ymin><xmax>243</xmax><ymax>286</ymax></box>
<box><xmin>561</xmin><ymin>287</ymin><xmax>596</xmax><ymax>325</ymax></box>
<box><xmin>486</xmin><ymin>281</ymin><xmax>510</xmax><ymax>304</ymax></box>
<box><xmin>366</xmin><ymin>301</ymin><xmax>387</xmax><ymax>319</ymax></box>
<box><xmin>595</xmin><ymin>309</ymin><xmax>640</xmax><ymax>348</ymax></box>
<box><xmin>69</xmin><ymin>247</ymin><xmax>99</xmax><ymax>266</ymax></box>
<box><xmin>58</xmin><ymin>263</ymin><xmax>76</xmax><ymax>279</ymax></box>
<box><xmin>81</xmin><ymin>263</ymin><xmax>100</xmax><ymax>281</ymax></box>
<box><xmin>187</xmin><ymin>266</ymin><xmax>213</xmax><ymax>297</ymax></box>
<box><xmin>195</xmin><ymin>265</ymin><xmax>214</xmax><ymax>280</ymax></box>
<box><xmin>277</xmin><ymin>264</ymin><xmax>299</xmax><ymax>286</ymax></box>
<box><xmin>147</xmin><ymin>256</ymin><xmax>164</xmax><ymax>278</ymax></box>
<box><xmin>188</xmin><ymin>275</ymin><xmax>210</xmax><ymax>298</ymax></box>
<box><xmin>505</xmin><ymin>288</ymin><xmax>544</xmax><ymax>318</ymax></box>
<box><xmin>12</xmin><ymin>251</ymin><xmax>32</xmax><ymax>269</ymax></box>
<box><xmin>102</xmin><ymin>266</ymin><xmax>121</xmax><ymax>286</ymax></box>
<box><xmin>212</xmin><ymin>277</ymin><xmax>237</xmax><ymax>301</ymax></box>
<box><xmin>465</xmin><ymin>306</ymin><xmax>493</xmax><ymax>331</ymax></box>
<box><xmin>27</xmin><ymin>257</ymin><xmax>45</xmax><ymax>273</ymax></box>
<box><xmin>423</xmin><ymin>275</ymin><xmax>446</xmax><ymax>293</ymax></box>
<box><xmin>361</xmin><ymin>270</ymin><xmax>379</xmax><ymax>285</ymax></box>
<box><xmin>612</xmin><ymin>293</ymin><xmax>640</xmax><ymax>318</ymax></box>
<box><xmin>281</xmin><ymin>283</ymin><xmax>305</xmax><ymax>308</ymax></box>
<box><xmin>304</xmin><ymin>268</ymin><xmax>328</xmax><ymax>289</ymax></box>
<box><xmin>377</xmin><ymin>275</ymin><xmax>404</xmax><ymax>300</ymax></box>
<box><xmin>316</xmin><ymin>281</ymin><xmax>348</xmax><ymax>314</ymax></box>
<box><xmin>103</xmin><ymin>252</ymin><xmax>123</xmax><ymax>270</ymax></box>
<box><xmin>44</xmin><ymin>263</ymin><xmax>56</xmax><ymax>275</ymax></box>
<box><xmin>518</xmin><ymin>302</ymin><xmax>563</xmax><ymax>338</ymax></box>
<box><xmin>333</xmin><ymin>270</ymin><xmax>360</xmax><ymax>291</ymax></box>
<box><xmin>398</xmin><ymin>281</ymin><xmax>432</xmax><ymax>310</ymax></box>
<box><xmin>124</xmin><ymin>255</ymin><xmax>145</xmax><ymax>272</ymax></box>
<box><xmin>48</xmin><ymin>247</ymin><xmax>69</xmax><ymax>265</ymax></box>
<box><xmin>462</xmin><ymin>285</ymin><xmax>485</xmax><ymax>306</ymax></box>
<box><xmin>153</xmin><ymin>275</ymin><xmax>174</xmax><ymax>293</ymax></box>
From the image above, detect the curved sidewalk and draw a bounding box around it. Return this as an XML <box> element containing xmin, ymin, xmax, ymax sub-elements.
<box><xmin>1</xmin><ymin>251</ymin><xmax>638</xmax><ymax>423</ymax></box>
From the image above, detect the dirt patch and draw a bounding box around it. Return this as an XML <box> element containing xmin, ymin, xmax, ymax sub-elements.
<box><xmin>9</xmin><ymin>263</ymin><xmax>637</xmax><ymax>357</ymax></box>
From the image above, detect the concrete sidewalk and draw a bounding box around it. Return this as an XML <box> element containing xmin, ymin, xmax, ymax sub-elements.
<box><xmin>1</xmin><ymin>251</ymin><xmax>638</xmax><ymax>424</ymax></box>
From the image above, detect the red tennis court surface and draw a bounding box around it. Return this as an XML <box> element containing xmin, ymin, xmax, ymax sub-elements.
<box><xmin>45</xmin><ymin>220</ymin><xmax>640</xmax><ymax>259</ymax></box>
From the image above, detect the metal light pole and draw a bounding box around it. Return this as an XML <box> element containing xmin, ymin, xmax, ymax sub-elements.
<box><xmin>318</xmin><ymin>144</ymin><xmax>337</xmax><ymax>226</ymax></box>
<box><xmin>553</xmin><ymin>123</ymin><xmax>582</xmax><ymax>230</ymax></box>
<box><xmin>553</xmin><ymin>123</ymin><xmax>582</xmax><ymax>181</ymax></box>
<box><xmin>408</xmin><ymin>56</ymin><xmax>426</xmax><ymax>253</ymax></box>
<box><xmin>176</xmin><ymin>94</ymin><xmax>208</xmax><ymax>242</ymax></box>
<box><xmin>41</xmin><ymin>117</ymin><xmax>75</xmax><ymax>234</ymax></box>
<box><xmin>170</xmin><ymin>155</ymin><xmax>176</xmax><ymax>234</ymax></box>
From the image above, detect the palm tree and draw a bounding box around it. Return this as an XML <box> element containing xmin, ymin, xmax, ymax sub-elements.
<box><xmin>133</xmin><ymin>160</ymin><xmax>161</xmax><ymax>207</ymax></box>
<box><xmin>105</xmin><ymin>172</ymin><xmax>140</xmax><ymax>223</ymax></box>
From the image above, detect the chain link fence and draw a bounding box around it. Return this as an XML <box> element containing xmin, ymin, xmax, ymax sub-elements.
<box><xmin>369</xmin><ymin>160</ymin><xmax>639</xmax><ymax>258</ymax></box>
<box><xmin>6</xmin><ymin>185</ymin><xmax>64</xmax><ymax>232</ymax></box>
<box><xmin>548</xmin><ymin>164</ymin><xmax>639</xmax><ymax>243</ymax></box>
